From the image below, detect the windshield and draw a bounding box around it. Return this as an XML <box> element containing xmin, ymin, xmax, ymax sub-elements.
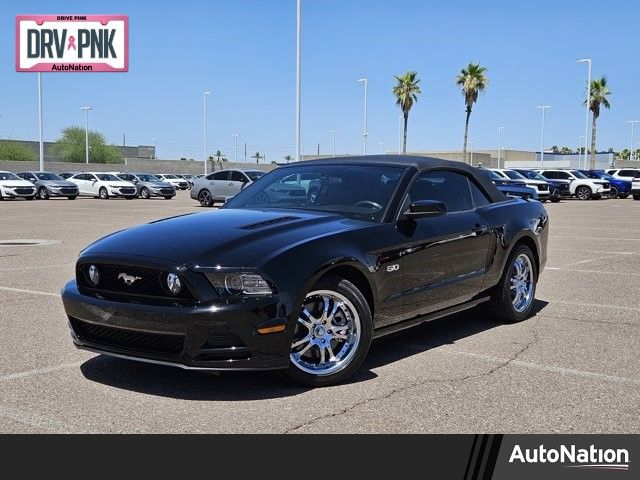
<box><xmin>503</xmin><ymin>170</ymin><xmax>526</xmax><ymax>180</ymax></box>
<box><xmin>96</xmin><ymin>174</ymin><xmax>122</xmax><ymax>182</ymax></box>
<box><xmin>519</xmin><ymin>170</ymin><xmax>546</xmax><ymax>181</ymax></box>
<box><xmin>570</xmin><ymin>170</ymin><xmax>589</xmax><ymax>179</ymax></box>
<box><xmin>0</xmin><ymin>172</ymin><xmax>21</xmax><ymax>181</ymax></box>
<box><xmin>246</xmin><ymin>171</ymin><xmax>265</xmax><ymax>181</ymax></box>
<box><xmin>224</xmin><ymin>164</ymin><xmax>406</xmax><ymax>222</ymax></box>
<box><xmin>35</xmin><ymin>172</ymin><xmax>63</xmax><ymax>181</ymax></box>
<box><xmin>182</xmin><ymin>174</ymin><xmax>193</xmax><ymax>179</ymax></box>
<box><xmin>483</xmin><ymin>169</ymin><xmax>502</xmax><ymax>180</ymax></box>
<box><xmin>137</xmin><ymin>174</ymin><xmax>159</xmax><ymax>182</ymax></box>
<box><xmin>163</xmin><ymin>174</ymin><xmax>177</xmax><ymax>179</ymax></box>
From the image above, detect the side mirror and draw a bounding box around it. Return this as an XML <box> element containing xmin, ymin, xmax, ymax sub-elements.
<box><xmin>403</xmin><ymin>200</ymin><xmax>447</xmax><ymax>219</ymax></box>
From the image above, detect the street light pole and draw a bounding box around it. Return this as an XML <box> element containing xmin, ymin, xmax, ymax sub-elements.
<box><xmin>233</xmin><ymin>134</ymin><xmax>239</xmax><ymax>162</ymax></box>
<box><xmin>203</xmin><ymin>91</ymin><xmax>211</xmax><ymax>175</ymax></box>
<box><xmin>497</xmin><ymin>126</ymin><xmax>504</xmax><ymax>168</ymax></box>
<box><xmin>153</xmin><ymin>137</ymin><xmax>158</xmax><ymax>159</ymax></box>
<box><xmin>577</xmin><ymin>59</ymin><xmax>592</xmax><ymax>169</ymax></box>
<box><xmin>357</xmin><ymin>78</ymin><xmax>368</xmax><ymax>155</ymax></box>
<box><xmin>330</xmin><ymin>130</ymin><xmax>339</xmax><ymax>157</ymax></box>
<box><xmin>537</xmin><ymin>105</ymin><xmax>551</xmax><ymax>168</ymax></box>
<box><xmin>37</xmin><ymin>74</ymin><xmax>44</xmax><ymax>171</ymax></box>
<box><xmin>80</xmin><ymin>106</ymin><xmax>92</xmax><ymax>164</ymax></box>
<box><xmin>295</xmin><ymin>0</ymin><xmax>302</xmax><ymax>162</ymax></box>
<box><xmin>627</xmin><ymin>121</ymin><xmax>639</xmax><ymax>162</ymax></box>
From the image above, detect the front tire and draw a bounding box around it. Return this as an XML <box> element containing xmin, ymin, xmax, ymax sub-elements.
<box><xmin>575</xmin><ymin>186</ymin><xmax>591</xmax><ymax>200</ymax></box>
<box><xmin>198</xmin><ymin>189</ymin><xmax>214</xmax><ymax>207</ymax></box>
<box><xmin>99</xmin><ymin>187</ymin><xmax>109</xmax><ymax>200</ymax></box>
<box><xmin>487</xmin><ymin>244</ymin><xmax>537</xmax><ymax>323</ymax></box>
<box><xmin>283</xmin><ymin>275</ymin><xmax>373</xmax><ymax>387</ymax></box>
<box><xmin>609</xmin><ymin>186</ymin><xmax>619</xmax><ymax>199</ymax></box>
<box><xmin>140</xmin><ymin>187</ymin><xmax>150</xmax><ymax>199</ymax></box>
<box><xmin>67</xmin><ymin>195</ymin><xmax>77</xmax><ymax>200</ymax></box>
<box><xmin>38</xmin><ymin>187</ymin><xmax>50</xmax><ymax>200</ymax></box>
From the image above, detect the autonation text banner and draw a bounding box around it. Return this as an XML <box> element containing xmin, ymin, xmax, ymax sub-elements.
<box><xmin>16</xmin><ymin>14</ymin><xmax>128</xmax><ymax>72</ymax></box>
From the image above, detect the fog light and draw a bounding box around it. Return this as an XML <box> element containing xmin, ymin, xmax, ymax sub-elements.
<box><xmin>167</xmin><ymin>273</ymin><xmax>181</xmax><ymax>294</ymax></box>
<box><xmin>88</xmin><ymin>265</ymin><xmax>100</xmax><ymax>285</ymax></box>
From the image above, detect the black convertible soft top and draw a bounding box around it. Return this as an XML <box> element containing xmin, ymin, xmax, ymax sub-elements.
<box><xmin>287</xmin><ymin>155</ymin><xmax>508</xmax><ymax>203</ymax></box>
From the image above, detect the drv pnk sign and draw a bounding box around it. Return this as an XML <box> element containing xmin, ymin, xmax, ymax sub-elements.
<box><xmin>16</xmin><ymin>15</ymin><xmax>128</xmax><ymax>72</ymax></box>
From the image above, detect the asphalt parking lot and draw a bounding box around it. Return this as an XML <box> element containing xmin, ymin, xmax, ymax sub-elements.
<box><xmin>0</xmin><ymin>192</ymin><xmax>638</xmax><ymax>433</ymax></box>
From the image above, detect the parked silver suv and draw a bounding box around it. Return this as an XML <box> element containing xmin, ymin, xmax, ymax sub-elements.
<box><xmin>191</xmin><ymin>169</ymin><xmax>265</xmax><ymax>207</ymax></box>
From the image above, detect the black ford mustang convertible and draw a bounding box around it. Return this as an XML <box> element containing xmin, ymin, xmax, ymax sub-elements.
<box><xmin>62</xmin><ymin>156</ymin><xmax>548</xmax><ymax>386</ymax></box>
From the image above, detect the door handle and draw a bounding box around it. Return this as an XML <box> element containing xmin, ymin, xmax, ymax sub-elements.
<box><xmin>473</xmin><ymin>224</ymin><xmax>490</xmax><ymax>235</ymax></box>
<box><xmin>228</xmin><ymin>182</ymin><xmax>234</xmax><ymax>186</ymax></box>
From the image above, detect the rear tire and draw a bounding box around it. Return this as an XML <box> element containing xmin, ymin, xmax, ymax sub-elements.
<box><xmin>38</xmin><ymin>187</ymin><xmax>50</xmax><ymax>200</ymax></box>
<box><xmin>487</xmin><ymin>244</ymin><xmax>537</xmax><ymax>324</ymax></box>
<box><xmin>99</xmin><ymin>187</ymin><xmax>109</xmax><ymax>200</ymax></box>
<box><xmin>619</xmin><ymin>193</ymin><xmax>630</xmax><ymax>199</ymax></box>
<box><xmin>634</xmin><ymin>194</ymin><xmax>640</xmax><ymax>201</ymax></box>
<box><xmin>282</xmin><ymin>275</ymin><xmax>373</xmax><ymax>387</ymax></box>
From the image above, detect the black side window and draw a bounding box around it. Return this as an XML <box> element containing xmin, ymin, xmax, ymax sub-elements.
<box><xmin>408</xmin><ymin>171</ymin><xmax>473</xmax><ymax>213</ymax></box>
<box><xmin>556</xmin><ymin>172</ymin><xmax>569</xmax><ymax>179</ymax></box>
<box><xmin>620</xmin><ymin>170</ymin><xmax>638</xmax><ymax>177</ymax></box>
<box><xmin>469</xmin><ymin>180</ymin><xmax>491</xmax><ymax>207</ymax></box>
<box><xmin>230</xmin><ymin>171</ymin><xmax>247</xmax><ymax>182</ymax></box>
<box><xmin>213</xmin><ymin>171</ymin><xmax>230</xmax><ymax>181</ymax></box>
<box><xmin>542</xmin><ymin>171</ymin><xmax>555</xmax><ymax>179</ymax></box>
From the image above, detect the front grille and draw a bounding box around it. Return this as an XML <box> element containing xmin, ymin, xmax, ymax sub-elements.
<box><xmin>59</xmin><ymin>187</ymin><xmax>78</xmax><ymax>195</ymax></box>
<box><xmin>119</xmin><ymin>187</ymin><xmax>136</xmax><ymax>195</ymax></box>
<box><xmin>159</xmin><ymin>188</ymin><xmax>174</xmax><ymax>195</ymax></box>
<box><xmin>537</xmin><ymin>184</ymin><xmax>548</xmax><ymax>191</ymax></box>
<box><xmin>14</xmin><ymin>188</ymin><xmax>34</xmax><ymax>195</ymax></box>
<box><xmin>178</xmin><ymin>182</ymin><xmax>188</xmax><ymax>187</ymax></box>
<box><xmin>70</xmin><ymin>317</ymin><xmax>184</xmax><ymax>355</ymax></box>
<box><xmin>77</xmin><ymin>263</ymin><xmax>195</xmax><ymax>299</ymax></box>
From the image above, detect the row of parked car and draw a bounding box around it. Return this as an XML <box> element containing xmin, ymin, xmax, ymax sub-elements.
<box><xmin>481</xmin><ymin>168</ymin><xmax>640</xmax><ymax>202</ymax></box>
<box><xmin>0</xmin><ymin>170</ymin><xmax>199</xmax><ymax>200</ymax></box>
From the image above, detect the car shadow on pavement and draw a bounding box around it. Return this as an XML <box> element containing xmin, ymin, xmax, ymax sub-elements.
<box><xmin>79</xmin><ymin>300</ymin><xmax>548</xmax><ymax>400</ymax></box>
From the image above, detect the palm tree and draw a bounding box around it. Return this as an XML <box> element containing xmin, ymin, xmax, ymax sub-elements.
<box><xmin>392</xmin><ymin>71</ymin><xmax>421</xmax><ymax>154</ymax></box>
<box><xmin>283</xmin><ymin>154</ymin><xmax>292</xmax><ymax>163</ymax></box>
<box><xmin>213</xmin><ymin>150</ymin><xmax>225</xmax><ymax>163</ymax></box>
<box><xmin>456</xmin><ymin>63</ymin><xmax>488</xmax><ymax>164</ymax></box>
<box><xmin>585</xmin><ymin>76</ymin><xmax>611</xmax><ymax>169</ymax></box>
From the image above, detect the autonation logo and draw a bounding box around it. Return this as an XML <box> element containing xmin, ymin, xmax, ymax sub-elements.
<box><xmin>509</xmin><ymin>444</ymin><xmax>630</xmax><ymax>471</ymax></box>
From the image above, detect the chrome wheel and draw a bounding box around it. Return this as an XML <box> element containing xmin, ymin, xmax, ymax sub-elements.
<box><xmin>510</xmin><ymin>253</ymin><xmax>534</xmax><ymax>313</ymax></box>
<box><xmin>290</xmin><ymin>290</ymin><xmax>361</xmax><ymax>376</ymax></box>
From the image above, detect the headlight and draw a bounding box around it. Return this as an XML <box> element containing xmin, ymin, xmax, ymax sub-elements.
<box><xmin>109</xmin><ymin>185</ymin><xmax>122</xmax><ymax>189</ymax></box>
<box><xmin>205</xmin><ymin>272</ymin><xmax>274</xmax><ymax>296</ymax></box>
<box><xmin>166</xmin><ymin>273</ymin><xmax>182</xmax><ymax>294</ymax></box>
<box><xmin>88</xmin><ymin>265</ymin><xmax>100</xmax><ymax>285</ymax></box>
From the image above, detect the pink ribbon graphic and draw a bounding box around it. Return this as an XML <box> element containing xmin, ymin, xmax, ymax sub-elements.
<box><xmin>67</xmin><ymin>36</ymin><xmax>77</xmax><ymax>50</ymax></box>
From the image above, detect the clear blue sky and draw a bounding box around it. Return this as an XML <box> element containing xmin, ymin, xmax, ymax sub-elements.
<box><xmin>2</xmin><ymin>0</ymin><xmax>639</xmax><ymax>161</ymax></box>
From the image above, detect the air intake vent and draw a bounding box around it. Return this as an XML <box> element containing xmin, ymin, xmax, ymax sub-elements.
<box><xmin>239</xmin><ymin>216</ymin><xmax>299</xmax><ymax>230</ymax></box>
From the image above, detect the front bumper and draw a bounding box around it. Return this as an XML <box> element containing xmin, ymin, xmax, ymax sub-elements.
<box><xmin>48</xmin><ymin>186</ymin><xmax>79</xmax><ymax>197</ymax></box>
<box><xmin>149</xmin><ymin>186</ymin><xmax>176</xmax><ymax>197</ymax></box>
<box><xmin>61</xmin><ymin>280</ymin><xmax>291</xmax><ymax>371</ymax></box>
<box><xmin>108</xmin><ymin>187</ymin><xmax>137</xmax><ymax>198</ymax></box>
<box><xmin>2</xmin><ymin>186</ymin><xmax>36</xmax><ymax>198</ymax></box>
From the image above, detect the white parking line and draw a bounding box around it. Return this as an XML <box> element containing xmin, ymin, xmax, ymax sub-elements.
<box><xmin>0</xmin><ymin>361</ymin><xmax>85</xmax><ymax>383</ymax></box>
<box><xmin>551</xmin><ymin>249</ymin><xmax>639</xmax><ymax>256</ymax></box>
<box><xmin>546</xmin><ymin>267</ymin><xmax>640</xmax><ymax>277</ymax></box>
<box><xmin>449</xmin><ymin>350</ymin><xmax>640</xmax><ymax>386</ymax></box>
<box><xmin>552</xmin><ymin>235</ymin><xmax>640</xmax><ymax>241</ymax></box>
<box><xmin>0</xmin><ymin>286</ymin><xmax>59</xmax><ymax>298</ymax></box>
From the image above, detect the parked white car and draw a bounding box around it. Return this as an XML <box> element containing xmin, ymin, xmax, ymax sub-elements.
<box><xmin>606</xmin><ymin>168</ymin><xmax>640</xmax><ymax>181</ymax></box>
<box><xmin>155</xmin><ymin>174</ymin><xmax>190</xmax><ymax>190</ymax></box>
<box><xmin>489</xmin><ymin>168</ymin><xmax>551</xmax><ymax>201</ymax></box>
<box><xmin>191</xmin><ymin>169</ymin><xmax>265</xmax><ymax>207</ymax></box>
<box><xmin>67</xmin><ymin>172</ymin><xmax>137</xmax><ymax>199</ymax></box>
<box><xmin>537</xmin><ymin>169</ymin><xmax>610</xmax><ymax>200</ymax></box>
<box><xmin>0</xmin><ymin>171</ymin><xmax>37</xmax><ymax>200</ymax></box>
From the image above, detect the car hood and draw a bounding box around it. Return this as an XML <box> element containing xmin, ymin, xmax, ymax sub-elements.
<box><xmin>0</xmin><ymin>179</ymin><xmax>35</xmax><ymax>187</ymax></box>
<box><xmin>521</xmin><ymin>179</ymin><xmax>547</xmax><ymax>185</ymax></box>
<box><xmin>143</xmin><ymin>181</ymin><xmax>173</xmax><ymax>188</ymax></box>
<box><xmin>82</xmin><ymin>208</ymin><xmax>368</xmax><ymax>267</ymax></box>
<box><xmin>105</xmin><ymin>181</ymin><xmax>135</xmax><ymax>187</ymax></box>
<box><xmin>40</xmin><ymin>179</ymin><xmax>78</xmax><ymax>188</ymax></box>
